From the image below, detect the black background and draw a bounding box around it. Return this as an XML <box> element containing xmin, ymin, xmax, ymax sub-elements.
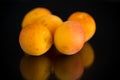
<box><xmin>1</xmin><ymin>0</ymin><xmax>119</xmax><ymax>80</ymax></box>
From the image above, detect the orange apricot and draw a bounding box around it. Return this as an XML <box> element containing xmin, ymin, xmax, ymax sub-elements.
<box><xmin>19</xmin><ymin>23</ymin><xmax>52</xmax><ymax>56</ymax></box>
<box><xmin>68</xmin><ymin>12</ymin><xmax>96</xmax><ymax>42</ymax></box>
<box><xmin>54</xmin><ymin>21</ymin><xmax>85</xmax><ymax>55</ymax></box>
<box><xmin>33</xmin><ymin>14</ymin><xmax>63</xmax><ymax>36</ymax></box>
<box><xmin>22</xmin><ymin>7</ymin><xmax>51</xmax><ymax>28</ymax></box>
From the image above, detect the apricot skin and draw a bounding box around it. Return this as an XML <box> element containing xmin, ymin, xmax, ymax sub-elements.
<box><xmin>19</xmin><ymin>23</ymin><xmax>52</xmax><ymax>56</ymax></box>
<box><xmin>54</xmin><ymin>21</ymin><xmax>85</xmax><ymax>55</ymax></box>
<box><xmin>22</xmin><ymin>7</ymin><xmax>51</xmax><ymax>28</ymax></box>
<box><xmin>34</xmin><ymin>14</ymin><xmax>63</xmax><ymax>37</ymax></box>
<box><xmin>68</xmin><ymin>12</ymin><xmax>96</xmax><ymax>42</ymax></box>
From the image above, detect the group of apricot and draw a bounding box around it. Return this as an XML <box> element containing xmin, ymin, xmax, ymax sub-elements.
<box><xmin>19</xmin><ymin>7</ymin><xmax>96</xmax><ymax>56</ymax></box>
<box><xmin>19</xmin><ymin>7</ymin><xmax>96</xmax><ymax>80</ymax></box>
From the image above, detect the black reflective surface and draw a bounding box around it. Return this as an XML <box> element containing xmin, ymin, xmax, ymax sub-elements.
<box><xmin>19</xmin><ymin>43</ymin><xmax>94</xmax><ymax>80</ymax></box>
<box><xmin>1</xmin><ymin>0</ymin><xmax>118</xmax><ymax>80</ymax></box>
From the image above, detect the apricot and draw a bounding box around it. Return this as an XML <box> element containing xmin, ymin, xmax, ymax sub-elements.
<box><xmin>54</xmin><ymin>21</ymin><xmax>85</xmax><ymax>55</ymax></box>
<box><xmin>54</xmin><ymin>54</ymin><xmax>84</xmax><ymax>80</ymax></box>
<box><xmin>19</xmin><ymin>23</ymin><xmax>52</xmax><ymax>56</ymax></box>
<box><xmin>78</xmin><ymin>43</ymin><xmax>95</xmax><ymax>68</ymax></box>
<box><xmin>22</xmin><ymin>7</ymin><xmax>51</xmax><ymax>28</ymax></box>
<box><xmin>20</xmin><ymin>55</ymin><xmax>51</xmax><ymax>80</ymax></box>
<box><xmin>68</xmin><ymin>12</ymin><xmax>96</xmax><ymax>42</ymax></box>
<box><xmin>34</xmin><ymin>14</ymin><xmax>63</xmax><ymax>36</ymax></box>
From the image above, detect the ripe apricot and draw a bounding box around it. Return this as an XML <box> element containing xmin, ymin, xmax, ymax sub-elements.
<box><xmin>54</xmin><ymin>21</ymin><xmax>85</xmax><ymax>55</ymax></box>
<box><xmin>19</xmin><ymin>23</ymin><xmax>52</xmax><ymax>56</ymax></box>
<box><xmin>22</xmin><ymin>7</ymin><xmax>51</xmax><ymax>28</ymax></box>
<box><xmin>34</xmin><ymin>14</ymin><xmax>63</xmax><ymax>36</ymax></box>
<box><xmin>68</xmin><ymin>12</ymin><xmax>96</xmax><ymax>42</ymax></box>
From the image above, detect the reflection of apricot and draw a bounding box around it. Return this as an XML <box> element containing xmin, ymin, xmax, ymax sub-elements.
<box><xmin>20</xmin><ymin>55</ymin><xmax>51</xmax><ymax>80</ymax></box>
<box><xmin>78</xmin><ymin>43</ymin><xmax>95</xmax><ymax>68</ymax></box>
<box><xmin>22</xmin><ymin>7</ymin><xmax>51</xmax><ymax>28</ymax></box>
<box><xmin>54</xmin><ymin>21</ymin><xmax>85</xmax><ymax>55</ymax></box>
<box><xmin>47</xmin><ymin>45</ymin><xmax>62</xmax><ymax>63</ymax></box>
<box><xmin>54</xmin><ymin>54</ymin><xmax>84</xmax><ymax>80</ymax></box>
<box><xmin>46</xmin><ymin>45</ymin><xmax>63</xmax><ymax>73</ymax></box>
<box><xmin>34</xmin><ymin>14</ymin><xmax>63</xmax><ymax>36</ymax></box>
<box><xmin>68</xmin><ymin>12</ymin><xmax>96</xmax><ymax>42</ymax></box>
<box><xmin>19</xmin><ymin>23</ymin><xmax>52</xmax><ymax>56</ymax></box>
